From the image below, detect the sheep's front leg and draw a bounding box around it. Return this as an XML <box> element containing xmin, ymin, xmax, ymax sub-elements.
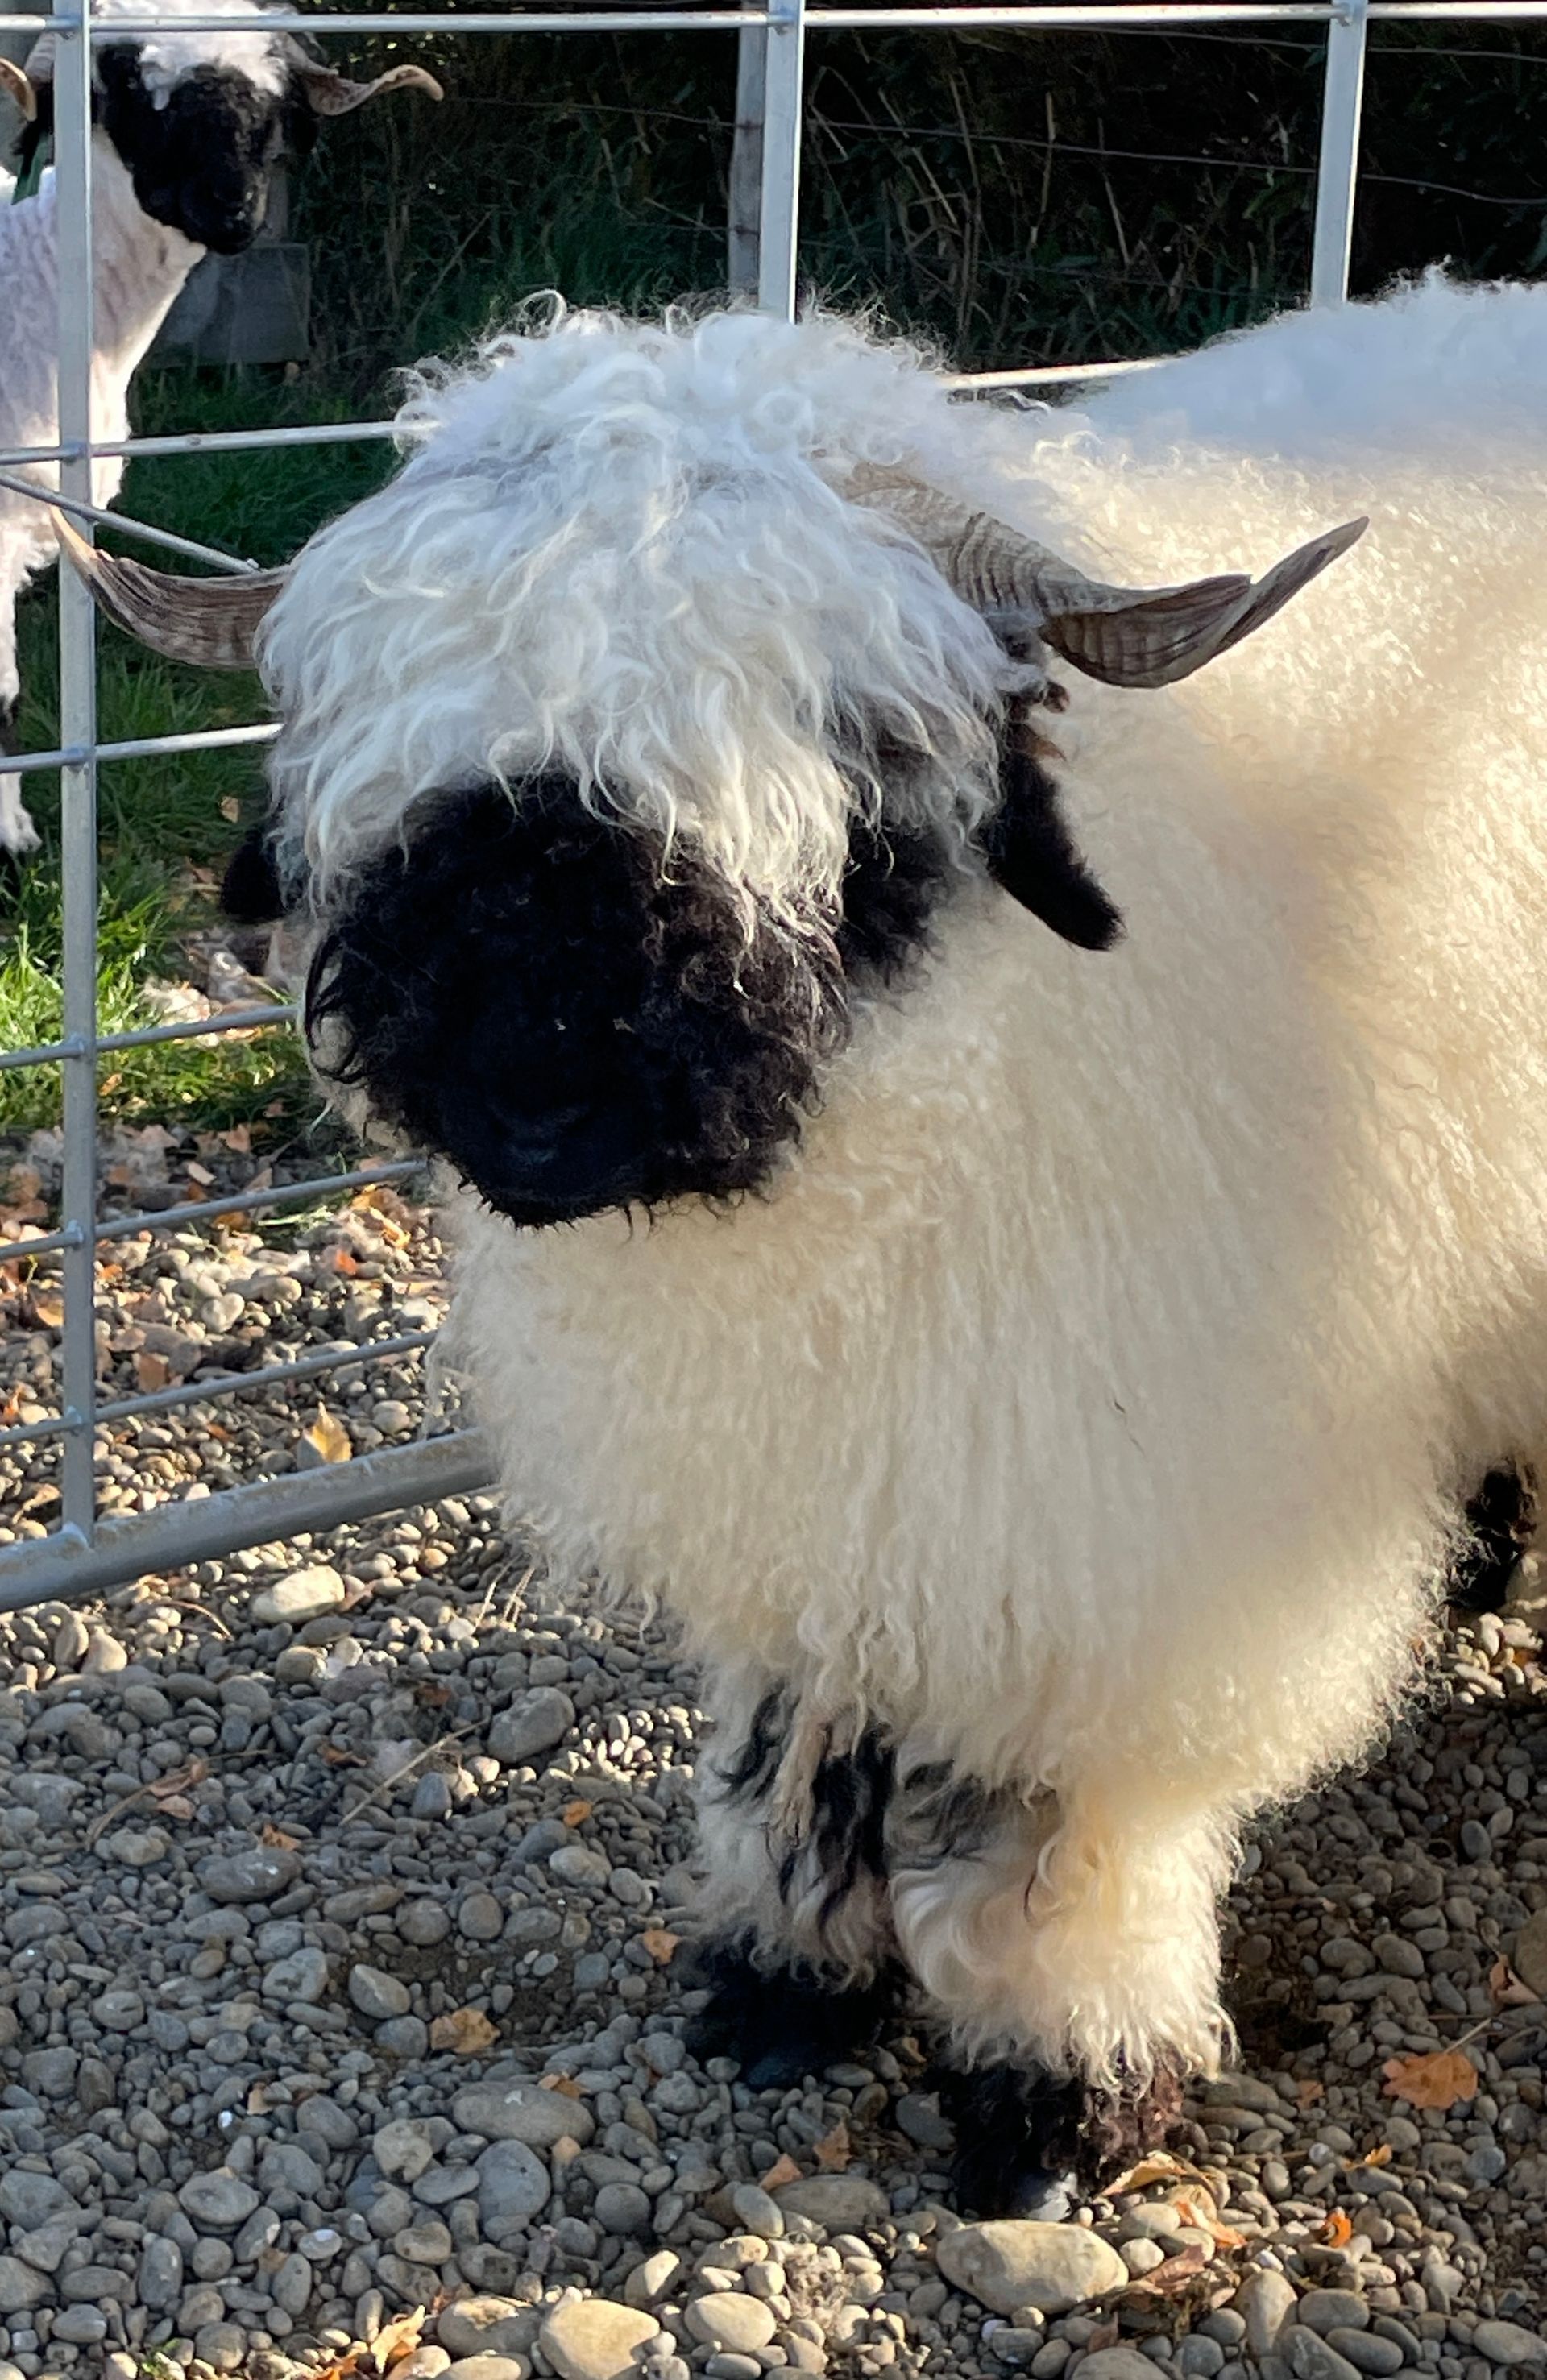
<box><xmin>0</xmin><ymin>599</ymin><xmax>39</xmax><ymax>858</ymax></box>
<box><xmin>685</xmin><ymin>1669</ymin><xmax>900</xmax><ymax>2087</ymax></box>
<box><xmin>889</xmin><ymin>1767</ymin><xmax>1227</xmax><ymax>2204</ymax></box>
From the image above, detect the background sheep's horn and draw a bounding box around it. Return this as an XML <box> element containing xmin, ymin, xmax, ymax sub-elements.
<box><xmin>52</xmin><ymin>512</ymin><xmax>286</xmax><ymax>670</ymax></box>
<box><xmin>292</xmin><ymin>57</ymin><xmax>444</xmax><ymax>115</ymax></box>
<box><xmin>0</xmin><ymin>57</ymin><xmax>36</xmax><ymax>118</ymax></box>
<box><xmin>849</xmin><ymin>466</ymin><xmax>1366</xmax><ymax>688</ymax></box>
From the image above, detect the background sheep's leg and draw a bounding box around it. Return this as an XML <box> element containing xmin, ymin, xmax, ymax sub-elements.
<box><xmin>0</xmin><ymin>593</ymin><xmax>38</xmax><ymax>856</ymax></box>
<box><xmin>686</xmin><ymin>1669</ymin><xmax>901</xmax><ymax>2085</ymax></box>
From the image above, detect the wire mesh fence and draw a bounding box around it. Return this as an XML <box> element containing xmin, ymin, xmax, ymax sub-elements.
<box><xmin>0</xmin><ymin>0</ymin><xmax>1541</xmax><ymax>1611</ymax></box>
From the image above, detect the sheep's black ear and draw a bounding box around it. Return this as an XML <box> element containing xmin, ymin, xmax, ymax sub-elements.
<box><xmin>981</xmin><ymin>727</ymin><xmax>1123</xmax><ymax>953</ymax></box>
<box><xmin>221</xmin><ymin>823</ymin><xmax>285</xmax><ymax>924</ymax></box>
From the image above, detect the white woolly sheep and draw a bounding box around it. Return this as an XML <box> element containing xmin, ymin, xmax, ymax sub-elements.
<box><xmin>0</xmin><ymin>0</ymin><xmax>439</xmax><ymax>853</ymax></box>
<box><xmin>60</xmin><ymin>278</ymin><xmax>1547</xmax><ymax>2208</ymax></box>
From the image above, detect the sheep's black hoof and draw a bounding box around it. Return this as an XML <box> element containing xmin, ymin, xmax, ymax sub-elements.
<box><xmin>682</xmin><ymin>1935</ymin><xmax>896</xmax><ymax>2088</ymax></box>
<box><xmin>1450</xmin><ymin>1463</ymin><xmax>1535</xmax><ymax>1614</ymax></box>
<box><xmin>938</xmin><ymin>2061</ymin><xmax>1085</xmax><ymax>2217</ymax></box>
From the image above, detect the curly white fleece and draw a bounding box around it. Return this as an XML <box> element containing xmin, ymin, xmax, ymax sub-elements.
<box><xmin>268</xmin><ymin>284</ymin><xmax>1547</xmax><ymax>2087</ymax></box>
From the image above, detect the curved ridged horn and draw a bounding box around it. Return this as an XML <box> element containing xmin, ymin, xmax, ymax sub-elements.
<box><xmin>0</xmin><ymin>56</ymin><xmax>35</xmax><ymax>117</ymax></box>
<box><xmin>52</xmin><ymin>512</ymin><xmax>286</xmax><ymax>671</ymax></box>
<box><xmin>286</xmin><ymin>51</ymin><xmax>444</xmax><ymax>116</ymax></box>
<box><xmin>849</xmin><ymin>464</ymin><xmax>1367</xmax><ymax>690</ymax></box>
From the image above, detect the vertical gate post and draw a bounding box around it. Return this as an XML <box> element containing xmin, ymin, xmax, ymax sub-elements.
<box><xmin>728</xmin><ymin>5</ymin><xmax>766</xmax><ymax>298</ymax></box>
<box><xmin>54</xmin><ymin>0</ymin><xmax>101</xmax><ymax>1545</ymax></box>
<box><xmin>757</xmin><ymin>0</ymin><xmax>806</xmax><ymax>320</ymax></box>
<box><xmin>1310</xmin><ymin>0</ymin><xmax>1369</xmax><ymax>307</ymax></box>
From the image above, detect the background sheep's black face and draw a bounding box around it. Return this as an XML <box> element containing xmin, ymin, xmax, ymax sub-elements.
<box><xmin>298</xmin><ymin>782</ymin><xmax>955</xmax><ymax>1229</ymax></box>
<box><xmin>97</xmin><ymin>48</ymin><xmax>313</xmax><ymax>254</ymax></box>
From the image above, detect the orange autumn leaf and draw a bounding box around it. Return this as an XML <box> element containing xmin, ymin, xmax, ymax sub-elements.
<box><xmin>135</xmin><ymin>1350</ymin><xmax>172</xmax><ymax>1393</ymax></box>
<box><xmin>305</xmin><ymin>1405</ymin><xmax>353</xmax><ymax>1465</ymax></box>
<box><xmin>562</xmin><ymin>1799</ymin><xmax>595</xmax><ymax>1827</ymax></box>
<box><xmin>538</xmin><ymin>2073</ymin><xmax>587</xmax><ymax>2099</ymax></box>
<box><xmin>429</xmin><ymin>2005</ymin><xmax>499</xmax><ymax>2055</ymax></box>
<box><xmin>1358</xmin><ymin>2142</ymin><xmax>1394</xmax><ymax>2170</ymax></box>
<box><xmin>1317</xmin><ymin>2210</ymin><xmax>1354</xmax><ymax>2248</ymax></box>
<box><xmin>760</xmin><ymin>2153</ymin><xmax>802</xmax><ymax>2191</ymax></box>
<box><xmin>638</xmin><ymin>1927</ymin><xmax>681</xmax><ymax>1966</ymax></box>
<box><xmin>1172</xmin><ymin>2193</ymin><xmax>1246</xmax><ymax>2250</ymax></box>
<box><xmin>814</xmin><ymin>2119</ymin><xmax>851</xmax><ymax>2172</ymax></box>
<box><xmin>333</xmin><ymin>1247</ymin><xmax>360</xmax><ymax>1276</ymax></box>
<box><xmin>1382</xmin><ymin>2047</ymin><xmax>1479</xmax><ymax>2111</ymax></box>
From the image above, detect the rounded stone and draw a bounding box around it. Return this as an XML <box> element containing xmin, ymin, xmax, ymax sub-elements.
<box><xmin>443</xmin><ymin>2362</ymin><xmax>530</xmax><ymax>2380</ymax></box>
<box><xmin>375</xmin><ymin>2118</ymin><xmax>439</xmax><ymax>2183</ymax></box>
<box><xmin>52</xmin><ymin>2306</ymin><xmax>110</xmax><ymax>2346</ymax></box>
<box><xmin>475</xmin><ymin>2139</ymin><xmax>552</xmax><ymax>2225</ymax></box>
<box><xmin>624</xmin><ymin>2252</ymin><xmax>684</xmax><ymax>2310</ymax></box>
<box><xmin>1285</xmin><ymin>2330</ymin><xmax>1363</xmax><ymax>2380</ymax></box>
<box><xmin>488</xmin><ymin>1687</ymin><xmax>575</xmax><ymax>1768</ymax></box>
<box><xmin>1326</xmin><ymin>2331</ymin><xmax>1404</xmax><ymax>2377</ymax></box>
<box><xmin>1299</xmin><ymin>2293</ymin><xmax>1371</xmax><ymax>2337</ymax></box>
<box><xmin>771</xmin><ymin>2176</ymin><xmax>890</xmax><ymax>2233</ymax></box>
<box><xmin>0</xmin><ymin>2259</ymin><xmax>48</xmax><ymax>2316</ymax></box>
<box><xmin>454</xmin><ymin>2080</ymin><xmax>596</xmax><ymax>2149</ymax></box>
<box><xmin>593</xmin><ymin>2183</ymin><xmax>653</xmax><ymax>2237</ymax></box>
<box><xmin>1232</xmin><ymin>2271</ymin><xmax>1299</xmax><ymax>2357</ymax></box>
<box><xmin>458</xmin><ymin>1893</ymin><xmax>506</xmax><ymax>1943</ymax></box>
<box><xmin>197</xmin><ymin>1847</ymin><xmax>300</xmax><ymax>1905</ymax></box>
<box><xmin>178</xmin><ymin>2169</ymin><xmax>261</xmax><ymax>2231</ymax></box>
<box><xmin>1473</xmin><ymin>2323</ymin><xmax>1547</xmax><ymax>2369</ymax></box>
<box><xmin>539</xmin><ymin>2299</ymin><xmax>661</xmax><ymax>2380</ymax></box>
<box><xmin>437</xmin><ymin>2298</ymin><xmax>541</xmax><ymax>2360</ymax></box>
<box><xmin>686</xmin><ymin>2295</ymin><xmax>778</xmax><ymax>2355</ymax></box>
<box><xmin>350</xmin><ymin>1962</ymin><xmax>412</xmax><ymax>2020</ymax></box>
<box><xmin>137</xmin><ymin>2237</ymin><xmax>185</xmax><ymax>2311</ymax></box>
<box><xmin>729</xmin><ymin>2185</ymin><xmax>784</xmax><ymax>2240</ymax></box>
<box><xmin>251</xmin><ymin>1564</ymin><xmax>346</xmax><ymax>1624</ymax></box>
<box><xmin>400</xmin><ymin>1900</ymin><xmax>454</xmax><ymax>1947</ymax></box>
<box><xmin>935</xmin><ymin>2221</ymin><xmax>1127</xmax><ymax>2317</ymax></box>
<box><xmin>1076</xmin><ymin>2356</ymin><xmax>1167</xmax><ymax>2380</ymax></box>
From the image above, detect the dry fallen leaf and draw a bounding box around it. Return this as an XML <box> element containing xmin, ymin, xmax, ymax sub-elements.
<box><xmin>562</xmin><ymin>1798</ymin><xmax>595</xmax><ymax>1827</ymax></box>
<box><xmin>429</xmin><ymin>2005</ymin><xmax>499</xmax><ymax>2056</ymax></box>
<box><xmin>332</xmin><ymin>1247</ymin><xmax>360</xmax><ymax>1277</ymax></box>
<box><xmin>1382</xmin><ymin>2047</ymin><xmax>1479</xmax><ymax>2111</ymax></box>
<box><xmin>135</xmin><ymin>1350</ymin><xmax>172</xmax><ymax>1393</ymax></box>
<box><xmin>537</xmin><ymin>2073</ymin><xmax>586</xmax><ymax>2099</ymax></box>
<box><xmin>260</xmin><ymin>1823</ymin><xmax>301</xmax><ymax>1851</ymax></box>
<box><xmin>1357</xmin><ymin>2142</ymin><xmax>1393</xmax><ymax>2170</ymax></box>
<box><xmin>760</xmin><ymin>2153</ymin><xmax>802</xmax><ymax>2191</ymax></box>
<box><xmin>638</xmin><ymin>1927</ymin><xmax>681</xmax><ymax>1966</ymax></box>
<box><xmin>185</xmin><ymin>1160</ymin><xmax>215</xmax><ymax>1187</ymax></box>
<box><xmin>1104</xmin><ymin>2150</ymin><xmax>1212</xmax><ymax>2198</ymax></box>
<box><xmin>1125</xmin><ymin>2244</ymin><xmax>1209</xmax><ymax>2297</ymax></box>
<box><xmin>814</xmin><ymin>2119</ymin><xmax>851</xmax><ymax>2172</ymax></box>
<box><xmin>1296</xmin><ymin>2079</ymin><xmax>1325</xmax><ymax>2109</ymax></box>
<box><xmin>1085</xmin><ymin>2322</ymin><xmax>1120</xmax><ymax>2353</ymax></box>
<box><xmin>1317</xmin><ymin>2210</ymin><xmax>1354</xmax><ymax>2247</ymax></box>
<box><xmin>304</xmin><ymin>1405</ymin><xmax>353</xmax><ymax>1465</ymax></box>
<box><xmin>1172</xmin><ymin>2194</ymin><xmax>1246</xmax><ymax>2251</ymax></box>
<box><xmin>1490</xmin><ymin>1956</ymin><xmax>1542</xmax><ymax>2009</ymax></box>
<box><xmin>151</xmin><ymin>1759</ymin><xmax>208</xmax><ymax>1802</ymax></box>
<box><xmin>29</xmin><ymin>1287</ymin><xmax>64</xmax><ymax>1329</ymax></box>
<box><xmin>372</xmin><ymin>2303</ymin><xmax>433</xmax><ymax>2373</ymax></box>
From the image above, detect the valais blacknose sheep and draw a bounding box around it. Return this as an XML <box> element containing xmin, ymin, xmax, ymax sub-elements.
<box><xmin>61</xmin><ymin>279</ymin><xmax>1547</xmax><ymax>2209</ymax></box>
<box><xmin>0</xmin><ymin>0</ymin><xmax>440</xmax><ymax>854</ymax></box>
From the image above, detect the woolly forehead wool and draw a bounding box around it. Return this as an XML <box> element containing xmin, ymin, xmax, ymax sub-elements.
<box><xmin>259</xmin><ymin>307</ymin><xmax>1017</xmax><ymax>906</ymax></box>
<box><xmin>89</xmin><ymin>0</ymin><xmax>289</xmax><ymax>100</ymax></box>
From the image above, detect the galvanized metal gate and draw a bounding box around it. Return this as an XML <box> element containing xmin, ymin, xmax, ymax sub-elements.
<box><xmin>0</xmin><ymin>0</ymin><xmax>1528</xmax><ymax>1610</ymax></box>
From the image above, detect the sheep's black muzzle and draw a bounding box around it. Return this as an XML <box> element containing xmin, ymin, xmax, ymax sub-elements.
<box><xmin>303</xmin><ymin>781</ymin><xmax>852</xmax><ymax>1229</ymax></box>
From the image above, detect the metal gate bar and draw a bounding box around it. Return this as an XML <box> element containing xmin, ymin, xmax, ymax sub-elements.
<box><xmin>0</xmin><ymin>0</ymin><xmax>1517</xmax><ymax>1606</ymax></box>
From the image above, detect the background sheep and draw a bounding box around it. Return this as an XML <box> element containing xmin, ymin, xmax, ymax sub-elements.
<box><xmin>0</xmin><ymin>0</ymin><xmax>439</xmax><ymax>856</ymax></box>
<box><xmin>59</xmin><ymin>283</ymin><xmax>1541</xmax><ymax>2213</ymax></box>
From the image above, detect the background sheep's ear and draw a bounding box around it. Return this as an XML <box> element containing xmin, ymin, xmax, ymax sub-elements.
<box><xmin>290</xmin><ymin>57</ymin><xmax>444</xmax><ymax>116</ymax></box>
<box><xmin>0</xmin><ymin>59</ymin><xmax>37</xmax><ymax>122</ymax></box>
<box><xmin>981</xmin><ymin>723</ymin><xmax>1123</xmax><ymax>952</ymax></box>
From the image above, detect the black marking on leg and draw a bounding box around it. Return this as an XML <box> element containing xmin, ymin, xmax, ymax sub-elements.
<box><xmin>938</xmin><ymin>2059</ymin><xmax>1085</xmax><ymax>2218</ymax></box>
<box><xmin>1450</xmin><ymin>1463</ymin><xmax>1535</xmax><ymax>1614</ymax></box>
<box><xmin>0</xmin><ymin>695</ymin><xmax>26</xmax><ymax>889</ymax></box>
<box><xmin>682</xmin><ymin>1934</ymin><xmax>899</xmax><ymax>2089</ymax></box>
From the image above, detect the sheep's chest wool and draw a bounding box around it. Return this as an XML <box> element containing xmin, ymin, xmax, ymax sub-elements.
<box><xmin>62</xmin><ymin>281</ymin><xmax>1547</xmax><ymax>2207</ymax></box>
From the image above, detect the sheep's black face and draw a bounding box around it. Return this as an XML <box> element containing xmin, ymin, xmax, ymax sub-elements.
<box><xmin>96</xmin><ymin>48</ymin><xmax>312</xmax><ymax>255</ymax></box>
<box><xmin>299</xmin><ymin>782</ymin><xmax>948</xmax><ymax>1229</ymax></box>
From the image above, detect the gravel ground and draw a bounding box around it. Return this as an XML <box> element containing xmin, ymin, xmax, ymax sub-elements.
<box><xmin>2</xmin><ymin>1188</ymin><xmax>1545</xmax><ymax>2380</ymax></box>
